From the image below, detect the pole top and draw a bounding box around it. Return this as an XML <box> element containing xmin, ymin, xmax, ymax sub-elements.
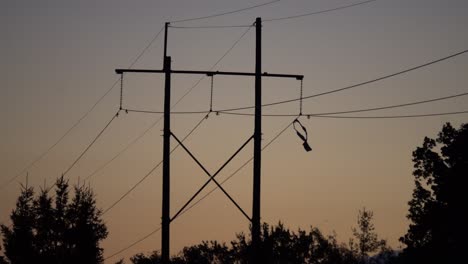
<box><xmin>254</xmin><ymin>17</ymin><xmax>261</xmax><ymax>25</ymax></box>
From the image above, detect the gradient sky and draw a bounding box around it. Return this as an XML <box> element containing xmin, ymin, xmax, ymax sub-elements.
<box><xmin>1</xmin><ymin>0</ymin><xmax>468</xmax><ymax>263</ymax></box>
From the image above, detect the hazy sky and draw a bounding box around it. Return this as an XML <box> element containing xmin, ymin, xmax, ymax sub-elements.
<box><xmin>1</xmin><ymin>0</ymin><xmax>468</xmax><ymax>262</ymax></box>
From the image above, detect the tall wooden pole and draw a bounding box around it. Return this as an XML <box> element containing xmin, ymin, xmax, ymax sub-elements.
<box><xmin>161</xmin><ymin>22</ymin><xmax>171</xmax><ymax>264</ymax></box>
<box><xmin>252</xmin><ymin>17</ymin><xmax>262</xmax><ymax>263</ymax></box>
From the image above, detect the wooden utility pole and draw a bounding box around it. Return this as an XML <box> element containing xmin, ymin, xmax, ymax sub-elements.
<box><xmin>252</xmin><ymin>17</ymin><xmax>262</xmax><ymax>263</ymax></box>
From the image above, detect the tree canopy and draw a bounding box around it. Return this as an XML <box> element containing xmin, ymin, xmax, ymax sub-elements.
<box><xmin>0</xmin><ymin>177</ymin><xmax>108</xmax><ymax>264</ymax></box>
<box><xmin>400</xmin><ymin>122</ymin><xmax>468</xmax><ymax>263</ymax></box>
<box><xmin>123</xmin><ymin>208</ymin><xmax>393</xmax><ymax>264</ymax></box>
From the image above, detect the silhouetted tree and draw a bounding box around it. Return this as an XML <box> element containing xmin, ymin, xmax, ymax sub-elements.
<box><xmin>130</xmin><ymin>251</ymin><xmax>162</xmax><ymax>264</ymax></box>
<box><xmin>399</xmin><ymin>122</ymin><xmax>468</xmax><ymax>263</ymax></box>
<box><xmin>349</xmin><ymin>208</ymin><xmax>387</xmax><ymax>263</ymax></box>
<box><xmin>0</xmin><ymin>176</ymin><xmax>108</xmax><ymax>264</ymax></box>
<box><xmin>0</xmin><ymin>185</ymin><xmax>36</xmax><ymax>264</ymax></box>
<box><xmin>129</xmin><ymin>222</ymin><xmax>364</xmax><ymax>264</ymax></box>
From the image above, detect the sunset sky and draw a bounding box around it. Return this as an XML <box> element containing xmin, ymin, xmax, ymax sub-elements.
<box><xmin>1</xmin><ymin>0</ymin><xmax>468</xmax><ymax>262</ymax></box>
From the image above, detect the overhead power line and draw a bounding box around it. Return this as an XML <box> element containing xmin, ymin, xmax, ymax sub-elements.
<box><xmin>218</xmin><ymin>110</ymin><xmax>468</xmax><ymax>119</ymax></box>
<box><xmin>103</xmin><ymin>227</ymin><xmax>162</xmax><ymax>261</ymax></box>
<box><xmin>169</xmin><ymin>0</ymin><xmax>280</xmax><ymax>23</ymax></box>
<box><xmin>264</xmin><ymin>0</ymin><xmax>379</xmax><ymax>22</ymax></box>
<box><xmin>103</xmin><ymin>116</ymin><xmax>296</xmax><ymax>261</ymax></box>
<box><xmin>306</xmin><ymin>92</ymin><xmax>468</xmax><ymax>116</ymax></box>
<box><xmin>307</xmin><ymin>110</ymin><xmax>468</xmax><ymax>119</ymax></box>
<box><xmin>218</xmin><ymin>49</ymin><xmax>468</xmax><ymax>112</ymax></box>
<box><xmin>170</xmin><ymin>25</ymin><xmax>252</xmax><ymax>29</ymax></box>
<box><xmin>62</xmin><ymin>111</ymin><xmax>120</xmax><ymax>177</ymax></box>
<box><xmin>169</xmin><ymin>0</ymin><xmax>380</xmax><ymax>29</ymax></box>
<box><xmin>121</xmin><ymin>91</ymin><xmax>468</xmax><ymax>117</ymax></box>
<box><xmin>84</xmin><ymin>114</ymin><xmax>163</xmax><ymax>181</ymax></box>
<box><xmin>0</xmin><ymin>27</ymin><xmax>165</xmax><ymax>191</ymax></box>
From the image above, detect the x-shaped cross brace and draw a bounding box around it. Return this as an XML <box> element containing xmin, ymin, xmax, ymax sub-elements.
<box><xmin>170</xmin><ymin>131</ymin><xmax>253</xmax><ymax>223</ymax></box>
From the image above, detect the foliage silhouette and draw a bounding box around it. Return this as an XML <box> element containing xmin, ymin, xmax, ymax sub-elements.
<box><xmin>350</xmin><ymin>208</ymin><xmax>387</xmax><ymax>262</ymax></box>
<box><xmin>399</xmin><ymin>122</ymin><xmax>468</xmax><ymax>263</ymax></box>
<box><xmin>1</xmin><ymin>176</ymin><xmax>108</xmax><ymax>264</ymax></box>
<box><xmin>123</xmin><ymin>210</ymin><xmax>393</xmax><ymax>264</ymax></box>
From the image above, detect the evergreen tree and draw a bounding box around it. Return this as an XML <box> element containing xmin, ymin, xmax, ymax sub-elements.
<box><xmin>0</xmin><ymin>177</ymin><xmax>108</xmax><ymax>264</ymax></box>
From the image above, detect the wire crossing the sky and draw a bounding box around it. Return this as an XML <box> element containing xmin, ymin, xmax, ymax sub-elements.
<box><xmin>307</xmin><ymin>110</ymin><xmax>468</xmax><ymax>119</ymax></box>
<box><xmin>0</xmin><ymin>27</ymin><xmax>165</xmax><ymax>191</ymax></box>
<box><xmin>264</xmin><ymin>0</ymin><xmax>379</xmax><ymax>22</ymax></box>
<box><xmin>62</xmin><ymin>111</ymin><xmax>119</xmax><ymax>177</ymax></box>
<box><xmin>218</xmin><ymin>49</ymin><xmax>468</xmax><ymax>112</ymax></box>
<box><xmin>169</xmin><ymin>0</ymin><xmax>280</xmax><ymax>23</ymax></box>
<box><xmin>117</xmin><ymin>85</ymin><xmax>468</xmax><ymax>118</ymax></box>
<box><xmin>170</xmin><ymin>0</ymin><xmax>380</xmax><ymax>29</ymax></box>
<box><xmin>215</xmin><ymin>91</ymin><xmax>468</xmax><ymax>117</ymax></box>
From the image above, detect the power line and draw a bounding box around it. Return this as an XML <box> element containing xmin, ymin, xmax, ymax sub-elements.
<box><xmin>173</xmin><ymin>27</ymin><xmax>252</xmax><ymax>107</ymax></box>
<box><xmin>264</xmin><ymin>0</ymin><xmax>379</xmax><ymax>22</ymax></box>
<box><xmin>101</xmin><ymin>114</ymin><xmax>208</xmax><ymax>216</ymax></box>
<box><xmin>0</xmin><ymin>27</ymin><xmax>165</xmax><ymax>191</ymax></box>
<box><xmin>61</xmin><ymin>111</ymin><xmax>120</xmax><ymax>177</ymax></box>
<box><xmin>84</xmin><ymin>115</ymin><xmax>163</xmax><ymax>181</ymax></box>
<box><xmin>84</xmin><ymin>27</ymin><xmax>251</xmax><ymax>182</ymax></box>
<box><xmin>307</xmin><ymin>92</ymin><xmax>468</xmax><ymax>116</ymax></box>
<box><xmin>103</xmin><ymin>116</ymin><xmax>296</xmax><ymax>261</ymax></box>
<box><xmin>128</xmin><ymin>26</ymin><xmax>165</xmax><ymax>69</ymax></box>
<box><xmin>306</xmin><ymin>110</ymin><xmax>468</xmax><ymax>119</ymax></box>
<box><xmin>218</xmin><ymin>110</ymin><xmax>468</xmax><ymax>118</ymax></box>
<box><xmin>103</xmin><ymin>227</ymin><xmax>162</xmax><ymax>261</ymax></box>
<box><xmin>124</xmin><ymin>109</ymin><xmax>209</xmax><ymax>115</ymax></box>
<box><xmin>120</xmin><ymin>91</ymin><xmax>468</xmax><ymax>117</ymax></box>
<box><xmin>218</xmin><ymin>49</ymin><xmax>468</xmax><ymax>112</ymax></box>
<box><xmin>46</xmin><ymin>111</ymin><xmax>120</xmax><ymax>193</ymax></box>
<box><xmin>169</xmin><ymin>0</ymin><xmax>280</xmax><ymax>23</ymax></box>
<box><xmin>217</xmin><ymin>91</ymin><xmax>468</xmax><ymax>116</ymax></box>
<box><xmin>168</xmin><ymin>0</ymin><xmax>378</xmax><ymax>29</ymax></box>
<box><xmin>170</xmin><ymin>25</ymin><xmax>252</xmax><ymax>29</ymax></box>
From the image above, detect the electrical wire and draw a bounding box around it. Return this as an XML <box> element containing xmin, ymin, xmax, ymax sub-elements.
<box><xmin>170</xmin><ymin>0</ymin><xmax>379</xmax><ymax>29</ymax></box>
<box><xmin>306</xmin><ymin>110</ymin><xmax>468</xmax><ymax>119</ymax></box>
<box><xmin>119</xmin><ymin>91</ymin><xmax>468</xmax><ymax>117</ymax></box>
<box><xmin>307</xmin><ymin>92</ymin><xmax>468</xmax><ymax>116</ymax></box>
<box><xmin>218</xmin><ymin>110</ymin><xmax>468</xmax><ymax>118</ymax></box>
<box><xmin>102</xmin><ymin>116</ymin><xmax>296</xmax><ymax>261</ymax></box>
<box><xmin>101</xmin><ymin>114</ymin><xmax>208</xmax><ymax>216</ymax></box>
<box><xmin>264</xmin><ymin>0</ymin><xmax>379</xmax><ymax>22</ymax></box>
<box><xmin>216</xmin><ymin>91</ymin><xmax>468</xmax><ymax>117</ymax></box>
<box><xmin>84</xmin><ymin>27</ymin><xmax>251</xmax><ymax>182</ymax></box>
<box><xmin>0</xmin><ymin>27</ymin><xmax>165</xmax><ymax>191</ymax></box>
<box><xmin>84</xmin><ymin>114</ymin><xmax>162</xmax><ymax>182</ymax></box>
<box><xmin>170</xmin><ymin>25</ymin><xmax>252</xmax><ymax>29</ymax></box>
<box><xmin>169</xmin><ymin>0</ymin><xmax>280</xmax><ymax>23</ymax></box>
<box><xmin>173</xmin><ymin>26</ymin><xmax>252</xmax><ymax>108</ymax></box>
<box><xmin>103</xmin><ymin>227</ymin><xmax>162</xmax><ymax>261</ymax></box>
<box><xmin>62</xmin><ymin>111</ymin><xmax>120</xmax><ymax>177</ymax></box>
<box><xmin>124</xmin><ymin>109</ymin><xmax>210</xmax><ymax>115</ymax></box>
<box><xmin>169</xmin><ymin>0</ymin><xmax>378</xmax><ymax>28</ymax></box>
<box><xmin>217</xmin><ymin>49</ymin><xmax>468</xmax><ymax>112</ymax></box>
<box><xmin>44</xmin><ymin>111</ymin><xmax>120</xmax><ymax>194</ymax></box>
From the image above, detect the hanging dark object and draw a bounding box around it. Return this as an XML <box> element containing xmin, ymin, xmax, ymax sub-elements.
<box><xmin>293</xmin><ymin>119</ymin><xmax>312</xmax><ymax>152</ymax></box>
